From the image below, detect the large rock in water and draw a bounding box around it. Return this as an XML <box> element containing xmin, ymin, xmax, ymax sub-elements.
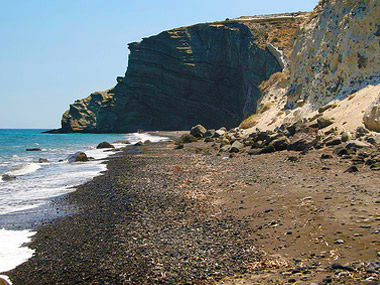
<box><xmin>68</xmin><ymin>152</ymin><xmax>89</xmax><ymax>162</ymax></box>
<box><xmin>96</xmin><ymin>142</ymin><xmax>115</xmax><ymax>149</ymax></box>
<box><xmin>54</xmin><ymin>22</ymin><xmax>281</xmax><ymax>133</ymax></box>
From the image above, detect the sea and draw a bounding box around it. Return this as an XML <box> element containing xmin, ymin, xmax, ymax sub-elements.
<box><xmin>0</xmin><ymin>129</ymin><xmax>168</xmax><ymax>278</ymax></box>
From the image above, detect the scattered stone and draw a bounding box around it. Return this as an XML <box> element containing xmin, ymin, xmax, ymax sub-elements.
<box><xmin>317</xmin><ymin>117</ymin><xmax>334</xmax><ymax>129</ymax></box>
<box><xmin>345</xmin><ymin>140</ymin><xmax>370</xmax><ymax>150</ymax></box>
<box><xmin>344</xmin><ymin>166</ymin><xmax>359</xmax><ymax>173</ymax></box>
<box><xmin>213</xmin><ymin>129</ymin><xmax>227</xmax><ymax>138</ymax></box>
<box><xmin>341</xmin><ymin>132</ymin><xmax>351</xmax><ymax>142</ymax></box>
<box><xmin>2</xmin><ymin>174</ymin><xmax>16</xmax><ymax>181</ymax></box>
<box><xmin>326</xmin><ymin>137</ymin><xmax>342</xmax><ymax>146</ymax></box>
<box><xmin>322</xmin><ymin>276</ymin><xmax>332</xmax><ymax>283</ymax></box>
<box><xmin>319</xmin><ymin>104</ymin><xmax>334</xmax><ymax>113</ymax></box>
<box><xmin>355</xmin><ymin>126</ymin><xmax>370</xmax><ymax>138</ymax></box>
<box><xmin>270</xmin><ymin>137</ymin><xmax>290</xmax><ymax>151</ymax></box>
<box><xmin>259</xmin><ymin>144</ymin><xmax>276</xmax><ymax>154</ymax></box>
<box><xmin>97</xmin><ymin>142</ymin><xmax>115</xmax><ymax>149</ymax></box>
<box><xmin>26</xmin><ymin>148</ymin><xmax>42</xmax><ymax>151</ymax></box>
<box><xmin>334</xmin><ymin>147</ymin><xmax>348</xmax><ymax>156</ymax></box>
<box><xmin>321</xmin><ymin>154</ymin><xmax>333</xmax><ymax>159</ymax></box>
<box><xmin>68</xmin><ymin>152</ymin><xmax>89</xmax><ymax>162</ymax></box>
<box><xmin>204</xmin><ymin>137</ymin><xmax>214</xmax><ymax>143</ymax></box>
<box><xmin>331</xmin><ymin>263</ymin><xmax>355</xmax><ymax>271</ymax></box>
<box><xmin>176</xmin><ymin>134</ymin><xmax>197</xmax><ymax>144</ymax></box>
<box><xmin>219</xmin><ymin>145</ymin><xmax>231</xmax><ymax>153</ymax></box>
<box><xmin>288</xmin><ymin>156</ymin><xmax>298</xmax><ymax>162</ymax></box>
<box><xmin>190</xmin><ymin>124</ymin><xmax>207</xmax><ymax>138</ymax></box>
<box><xmin>230</xmin><ymin>141</ymin><xmax>244</xmax><ymax>153</ymax></box>
<box><xmin>204</xmin><ymin>129</ymin><xmax>215</xmax><ymax>138</ymax></box>
<box><xmin>335</xmin><ymin>239</ymin><xmax>345</xmax><ymax>244</ymax></box>
<box><xmin>39</xmin><ymin>158</ymin><xmax>49</xmax><ymax>163</ymax></box>
<box><xmin>134</xmin><ymin>141</ymin><xmax>144</xmax><ymax>146</ymax></box>
<box><xmin>174</xmin><ymin>144</ymin><xmax>184</xmax><ymax>150</ymax></box>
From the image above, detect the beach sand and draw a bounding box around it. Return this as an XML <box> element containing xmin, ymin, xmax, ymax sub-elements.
<box><xmin>4</xmin><ymin>136</ymin><xmax>380</xmax><ymax>284</ymax></box>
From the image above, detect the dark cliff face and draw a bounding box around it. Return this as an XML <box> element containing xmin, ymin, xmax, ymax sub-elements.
<box><xmin>60</xmin><ymin>22</ymin><xmax>281</xmax><ymax>133</ymax></box>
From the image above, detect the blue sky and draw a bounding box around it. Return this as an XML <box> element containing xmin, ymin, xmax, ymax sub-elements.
<box><xmin>0</xmin><ymin>0</ymin><xmax>319</xmax><ymax>129</ymax></box>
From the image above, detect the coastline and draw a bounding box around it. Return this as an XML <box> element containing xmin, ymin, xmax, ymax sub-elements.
<box><xmin>4</xmin><ymin>135</ymin><xmax>380</xmax><ymax>284</ymax></box>
<box><xmin>4</xmin><ymin>140</ymin><xmax>259</xmax><ymax>284</ymax></box>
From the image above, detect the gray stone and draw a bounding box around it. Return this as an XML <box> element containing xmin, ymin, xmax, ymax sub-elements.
<box><xmin>270</xmin><ymin>137</ymin><xmax>290</xmax><ymax>151</ymax></box>
<box><xmin>68</xmin><ymin>152</ymin><xmax>89</xmax><ymax>162</ymax></box>
<box><xmin>54</xmin><ymin>23</ymin><xmax>281</xmax><ymax>133</ymax></box>
<box><xmin>2</xmin><ymin>174</ymin><xmax>16</xmax><ymax>181</ymax></box>
<box><xmin>26</xmin><ymin>148</ymin><xmax>41</xmax><ymax>151</ymax></box>
<box><xmin>317</xmin><ymin>117</ymin><xmax>334</xmax><ymax>129</ymax></box>
<box><xmin>190</xmin><ymin>124</ymin><xmax>207</xmax><ymax>138</ymax></box>
<box><xmin>96</xmin><ymin>142</ymin><xmax>115</xmax><ymax>149</ymax></box>
<box><xmin>326</xmin><ymin>137</ymin><xmax>342</xmax><ymax>146</ymax></box>
<box><xmin>213</xmin><ymin>129</ymin><xmax>227</xmax><ymax>138</ymax></box>
<box><xmin>204</xmin><ymin>129</ymin><xmax>215</xmax><ymax>138</ymax></box>
<box><xmin>345</xmin><ymin>140</ymin><xmax>370</xmax><ymax>149</ymax></box>
<box><xmin>344</xmin><ymin>166</ymin><xmax>359</xmax><ymax>173</ymax></box>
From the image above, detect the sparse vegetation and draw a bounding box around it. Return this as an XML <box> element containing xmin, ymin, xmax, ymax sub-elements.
<box><xmin>240</xmin><ymin>114</ymin><xmax>260</xmax><ymax>129</ymax></box>
<box><xmin>175</xmin><ymin>134</ymin><xmax>197</xmax><ymax>145</ymax></box>
<box><xmin>259</xmin><ymin>102</ymin><xmax>274</xmax><ymax>114</ymax></box>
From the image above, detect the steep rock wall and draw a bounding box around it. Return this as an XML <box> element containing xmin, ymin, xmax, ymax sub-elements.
<box><xmin>287</xmin><ymin>0</ymin><xmax>380</xmax><ymax>109</ymax></box>
<box><xmin>60</xmin><ymin>90</ymin><xmax>113</xmax><ymax>133</ymax></box>
<box><xmin>57</xmin><ymin>22</ymin><xmax>281</xmax><ymax>133</ymax></box>
<box><xmin>243</xmin><ymin>0</ymin><xmax>380</xmax><ymax>133</ymax></box>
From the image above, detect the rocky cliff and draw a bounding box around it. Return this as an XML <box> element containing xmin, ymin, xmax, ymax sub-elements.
<box><xmin>53</xmin><ymin>17</ymin><xmax>306</xmax><ymax>133</ymax></box>
<box><xmin>243</xmin><ymin>0</ymin><xmax>380</xmax><ymax>134</ymax></box>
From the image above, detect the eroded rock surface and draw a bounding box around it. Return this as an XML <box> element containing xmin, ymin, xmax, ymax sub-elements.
<box><xmin>55</xmin><ymin>22</ymin><xmax>283</xmax><ymax>133</ymax></box>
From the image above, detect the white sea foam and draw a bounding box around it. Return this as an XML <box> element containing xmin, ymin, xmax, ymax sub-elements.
<box><xmin>0</xmin><ymin>228</ymin><xmax>35</xmax><ymax>273</ymax></box>
<box><xmin>6</xmin><ymin>163</ymin><xmax>41</xmax><ymax>177</ymax></box>
<box><xmin>0</xmin><ymin>132</ymin><xmax>169</xmax><ymax>276</ymax></box>
<box><xmin>10</xmin><ymin>155</ymin><xmax>20</xmax><ymax>161</ymax></box>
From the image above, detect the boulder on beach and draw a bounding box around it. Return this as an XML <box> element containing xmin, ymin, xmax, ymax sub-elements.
<box><xmin>176</xmin><ymin>134</ymin><xmax>197</xmax><ymax>144</ymax></box>
<box><xmin>96</xmin><ymin>142</ymin><xmax>115</xmax><ymax>149</ymax></box>
<box><xmin>26</xmin><ymin>148</ymin><xmax>42</xmax><ymax>151</ymax></box>
<box><xmin>2</xmin><ymin>174</ymin><xmax>16</xmax><ymax>181</ymax></box>
<box><xmin>68</xmin><ymin>152</ymin><xmax>89</xmax><ymax>162</ymax></box>
<box><xmin>190</xmin><ymin>124</ymin><xmax>207</xmax><ymax>138</ymax></box>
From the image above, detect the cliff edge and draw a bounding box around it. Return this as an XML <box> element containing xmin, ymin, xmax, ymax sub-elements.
<box><xmin>51</xmin><ymin>15</ymin><xmax>306</xmax><ymax>133</ymax></box>
<box><xmin>242</xmin><ymin>0</ymin><xmax>380</xmax><ymax>135</ymax></box>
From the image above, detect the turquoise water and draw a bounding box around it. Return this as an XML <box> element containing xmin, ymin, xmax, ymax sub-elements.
<box><xmin>0</xmin><ymin>129</ymin><xmax>128</xmax><ymax>174</ymax></box>
<box><xmin>0</xmin><ymin>129</ymin><xmax>168</xmax><ymax>273</ymax></box>
<box><xmin>0</xmin><ymin>129</ymin><xmax>166</xmax><ymax>215</ymax></box>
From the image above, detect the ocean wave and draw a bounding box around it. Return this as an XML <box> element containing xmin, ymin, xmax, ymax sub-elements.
<box><xmin>0</xmin><ymin>228</ymin><xmax>35</xmax><ymax>272</ymax></box>
<box><xmin>6</xmin><ymin>163</ymin><xmax>41</xmax><ymax>176</ymax></box>
<box><xmin>11</xmin><ymin>155</ymin><xmax>21</xmax><ymax>161</ymax></box>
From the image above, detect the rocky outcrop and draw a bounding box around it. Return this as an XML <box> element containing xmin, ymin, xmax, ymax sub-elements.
<box><xmin>60</xmin><ymin>90</ymin><xmax>113</xmax><ymax>133</ymax></box>
<box><xmin>286</xmin><ymin>0</ymin><xmax>380</xmax><ymax>109</ymax></box>
<box><xmin>53</xmin><ymin>21</ymin><xmax>284</xmax><ymax>133</ymax></box>
<box><xmin>242</xmin><ymin>1</ymin><xmax>380</xmax><ymax>135</ymax></box>
<box><xmin>364</xmin><ymin>94</ymin><xmax>380</xmax><ymax>132</ymax></box>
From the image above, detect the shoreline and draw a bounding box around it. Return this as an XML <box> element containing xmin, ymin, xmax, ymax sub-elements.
<box><xmin>4</xmin><ymin>141</ymin><xmax>259</xmax><ymax>284</ymax></box>
<box><xmin>3</xmin><ymin>134</ymin><xmax>380</xmax><ymax>283</ymax></box>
